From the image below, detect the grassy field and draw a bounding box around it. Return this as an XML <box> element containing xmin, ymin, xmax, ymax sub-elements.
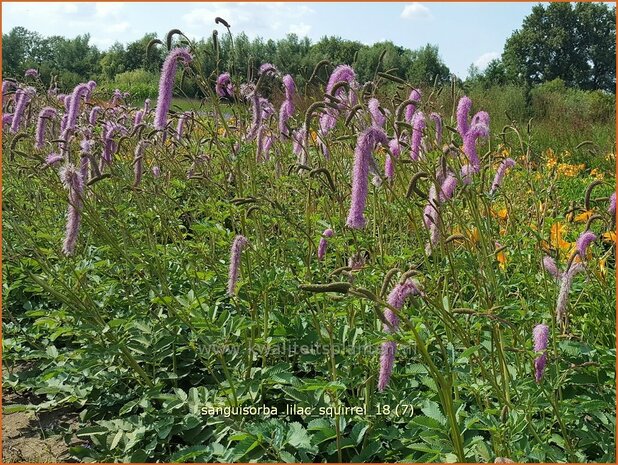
<box><xmin>2</xmin><ymin>64</ymin><xmax>616</xmax><ymax>463</ymax></box>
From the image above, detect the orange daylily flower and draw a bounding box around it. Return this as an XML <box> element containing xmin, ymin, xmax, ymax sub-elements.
<box><xmin>574</xmin><ymin>210</ymin><xmax>594</xmax><ymax>223</ymax></box>
<box><xmin>602</xmin><ymin>231</ymin><xmax>616</xmax><ymax>243</ymax></box>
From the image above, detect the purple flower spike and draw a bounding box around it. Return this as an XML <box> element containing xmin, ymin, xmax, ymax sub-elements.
<box><xmin>377</xmin><ymin>341</ymin><xmax>397</xmax><ymax>392</ymax></box>
<box><xmin>471</xmin><ymin>111</ymin><xmax>490</xmax><ymax>127</ymax></box>
<box><xmin>385</xmin><ymin>139</ymin><xmax>401</xmax><ymax>179</ymax></box>
<box><xmin>35</xmin><ymin>107</ymin><xmax>57</xmax><ymax>149</ymax></box>
<box><xmin>346</xmin><ymin>127</ymin><xmax>388</xmax><ymax>229</ymax></box>
<box><xmin>88</xmin><ymin>106</ymin><xmax>101</xmax><ymax>126</ymax></box>
<box><xmin>533</xmin><ymin>324</ymin><xmax>550</xmax><ymax>383</ymax></box>
<box><xmin>44</xmin><ymin>152</ymin><xmax>63</xmax><ymax>168</ymax></box>
<box><xmin>556</xmin><ymin>263</ymin><xmax>584</xmax><ymax>325</ymax></box>
<box><xmin>134</xmin><ymin>140</ymin><xmax>148</xmax><ymax>187</ymax></box>
<box><xmin>3</xmin><ymin>113</ymin><xmax>14</xmax><ymax>127</ymax></box>
<box><xmin>461</xmin><ymin>122</ymin><xmax>489</xmax><ymax>181</ymax></box>
<box><xmin>176</xmin><ymin>112</ymin><xmax>190</xmax><ymax>140</ymax></box>
<box><xmin>154</xmin><ymin>47</ymin><xmax>193</xmax><ymax>130</ymax></box>
<box><xmin>405</xmin><ymin>88</ymin><xmax>421</xmax><ymax>123</ymax></box>
<box><xmin>378</xmin><ymin>278</ymin><xmax>421</xmax><ymax>391</ymax></box>
<box><xmin>576</xmin><ymin>231</ymin><xmax>596</xmax><ymax>259</ymax></box>
<box><xmin>609</xmin><ymin>193</ymin><xmax>616</xmax><ymax>217</ymax></box>
<box><xmin>258</xmin><ymin>63</ymin><xmax>278</xmax><ymax>76</ymax></box>
<box><xmin>326</xmin><ymin>64</ymin><xmax>358</xmax><ymax>108</ymax></box>
<box><xmin>543</xmin><ymin>256</ymin><xmax>562</xmax><ymax>281</ymax></box>
<box><xmin>440</xmin><ymin>173</ymin><xmax>458</xmax><ymax>202</ymax></box>
<box><xmin>134</xmin><ymin>110</ymin><xmax>144</xmax><ymax>127</ymax></box>
<box><xmin>282</xmin><ymin>74</ymin><xmax>296</xmax><ymax>100</ymax></box>
<box><xmin>227</xmin><ymin>235</ymin><xmax>249</xmax><ymax>296</ymax></box>
<box><xmin>278</xmin><ymin>75</ymin><xmax>296</xmax><ymax>137</ymax></box>
<box><xmin>66</xmin><ymin>83</ymin><xmax>91</xmax><ymax>131</ymax></box>
<box><xmin>25</xmin><ymin>68</ymin><xmax>38</xmax><ymax>78</ymax></box>
<box><xmin>489</xmin><ymin>158</ymin><xmax>516</xmax><ymax>195</ymax></box>
<box><xmin>368</xmin><ymin>98</ymin><xmax>385</xmax><ymax>128</ymax></box>
<box><xmin>215</xmin><ymin>72</ymin><xmax>234</xmax><ymax>99</ymax></box>
<box><xmin>59</xmin><ymin>164</ymin><xmax>84</xmax><ymax>256</ymax></box>
<box><xmin>10</xmin><ymin>87</ymin><xmax>36</xmax><ymax>133</ymax></box>
<box><xmin>430</xmin><ymin>112</ymin><xmax>442</xmax><ymax>145</ymax></box>
<box><xmin>317</xmin><ymin>228</ymin><xmax>334</xmax><ymax>261</ymax></box>
<box><xmin>410</xmin><ymin>111</ymin><xmax>426</xmax><ymax>161</ymax></box>
<box><xmin>456</xmin><ymin>96</ymin><xmax>472</xmax><ymax>138</ymax></box>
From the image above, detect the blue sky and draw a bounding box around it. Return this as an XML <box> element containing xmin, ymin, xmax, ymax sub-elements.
<box><xmin>3</xmin><ymin>2</ymin><xmax>547</xmax><ymax>78</ymax></box>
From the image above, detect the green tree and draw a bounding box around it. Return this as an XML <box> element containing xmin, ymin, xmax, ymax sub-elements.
<box><xmin>503</xmin><ymin>2</ymin><xmax>615</xmax><ymax>91</ymax></box>
<box><xmin>405</xmin><ymin>44</ymin><xmax>450</xmax><ymax>86</ymax></box>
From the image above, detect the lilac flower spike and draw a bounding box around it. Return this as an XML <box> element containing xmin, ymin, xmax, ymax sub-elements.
<box><xmin>134</xmin><ymin>140</ymin><xmax>148</xmax><ymax>187</ymax></box>
<box><xmin>258</xmin><ymin>63</ymin><xmax>278</xmax><ymax>76</ymax></box>
<box><xmin>575</xmin><ymin>231</ymin><xmax>596</xmax><ymax>259</ymax></box>
<box><xmin>461</xmin><ymin>122</ymin><xmax>489</xmax><ymax>183</ymax></box>
<box><xmin>25</xmin><ymin>68</ymin><xmax>38</xmax><ymax>78</ymax></box>
<box><xmin>378</xmin><ymin>279</ymin><xmax>421</xmax><ymax>392</ymax></box>
<box><xmin>43</xmin><ymin>153</ymin><xmax>63</xmax><ymax>168</ymax></box>
<box><xmin>176</xmin><ymin>112</ymin><xmax>190</xmax><ymax>140</ymax></box>
<box><xmin>410</xmin><ymin>111</ymin><xmax>426</xmax><ymax>161</ymax></box>
<box><xmin>59</xmin><ymin>164</ymin><xmax>85</xmax><ymax>256</ymax></box>
<box><xmin>456</xmin><ymin>96</ymin><xmax>472</xmax><ymax>138</ymax></box>
<box><xmin>430</xmin><ymin>112</ymin><xmax>442</xmax><ymax>145</ymax></box>
<box><xmin>543</xmin><ymin>256</ymin><xmax>562</xmax><ymax>281</ymax></box>
<box><xmin>227</xmin><ymin>235</ymin><xmax>249</xmax><ymax>296</ymax></box>
<box><xmin>10</xmin><ymin>87</ymin><xmax>35</xmax><ymax>133</ymax></box>
<box><xmin>346</xmin><ymin>127</ymin><xmax>389</xmax><ymax>229</ymax></box>
<box><xmin>533</xmin><ymin>324</ymin><xmax>550</xmax><ymax>383</ymax></box>
<box><xmin>35</xmin><ymin>107</ymin><xmax>57</xmax><ymax>149</ymax></box>
<box><xmin>368</xmin><ymin>98</ymin><xmax>385</xmax><ymax>128</ymax></box>
<box><xmin>439</xmin><ymin>173</ymin><xmax>458</xmax><ymax>202</ymax></box>
<box><xmin>154</xmin><ymin>47</ymin><xmax>193</xmax><ymax>130</ymax></box>
<box><xmin>215</xmin><ymin>72</ymin><xmax>234</xmax><ymax>98</ymax></box>
<box><xmin>66</xmin><ymin>83</ymin><xmax>90</xmax><ymax>131</ymax></box>
<box><xmin>325</xmin><ymin>64</ymin><xmax>358</xmax><ymax>108</ymax></box>
<box><xmin>489</xmin><ymin>158</ymin><xmax>516</xmax><ymax>195</ymax></box>
<box><xmin>556</xmin><ymin>263</ymin><xmax>584</xmax><ymax>326</ymax></box>
<box><xmin>609</xmin><ymin>193</ymin><xmax>616</xmax><ymax>217</ymax></box>
<box><xmin>385</xmin><ymin>138</ymin><xmax>401</xmax><ymax>179</ymax></box>
<box><xmin>89</xmin><ymin>106</ymin><xmax>102</xmax><ymax>126</ymax></box>
<box><xmin>405</xmin><ymin>88</ymin><xmax>421</xmax><ymax>123</ymax></box>
<box><xmin>317</xmin><ymin>228</ymin><xmax>334</xmax><ymax>261</ymax></box>
<box><xmin>279</xmin><ymin>74</ymin><xmax>296</xmax><ymax>137</ymax></box>
<box><xmin>3</xmin><ymin>114</ymin><xmax>13</xmax><ymax>127</ymax></box>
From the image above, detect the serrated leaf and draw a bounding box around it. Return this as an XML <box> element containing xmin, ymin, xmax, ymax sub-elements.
<box><xmin>421</xmin><ymin>400</ymin><xmax>447</xmax><ymax>426</ymax></box>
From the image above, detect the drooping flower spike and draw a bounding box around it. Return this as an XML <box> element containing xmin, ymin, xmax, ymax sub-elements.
<box><xmin>59</xmin><ymin>164</ymin><xmax>85</xmax><ymax>256</ymax></box>
<box><xmin>215</xmin><ymin>72</ymin><xmax>234</xmax><ymax>99</ymax></box>
<box><xmin>489</xmin><ymin>158</ymin><xmax>516</xmax><ymax>195</ymax></box>
<box><xmin>317</xmin><ymin>228</ymin><xmax>334</xmax><ymax>261</ymax></box>
<box><xmin>35</xmin><ymin>107</ymin><xmax>57</xmax><ymax>149</ymax></box>
<box><xmin>378</xmin><ymin>279</ymin><xmax>421</xmax><ymax>391</ymax></box>
<box><xmin>154</xmin><ymin>47</ymin><xmax>193</xmax><ymax>131</ymax></box>
<box><xmin>228</xmin><ymin>235</ymin><xmax>249</xmax><ymax>296</ymax></box>
<box><xmin>405</xmin><ymin>88</ymin><xmax>421</xmax><ymax>123</ymax></box>
<box><xmin>532</xmin><ymin>324</ymin><xmax>549</xmax><ymax>383</ymax></box>
<box><xmin>346</xmin><ymin>127</ymin><xmax>388</xmax><ymax>229</ymax></box>
<box><xmin>456</xmin><ymin>95</ymin><xmax>472</xmax><ymax>138</ymax></box>
<box><xmin>410</xmin><ymin>111</ymin><xmax>426</xmax><ymax>161</ymax></box>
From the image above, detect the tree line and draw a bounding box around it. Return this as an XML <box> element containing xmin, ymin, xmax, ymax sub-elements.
<box><xmin>2</xmin><ymin>2</ymin><xmax>615</xmax><ymax>97</ymax></box>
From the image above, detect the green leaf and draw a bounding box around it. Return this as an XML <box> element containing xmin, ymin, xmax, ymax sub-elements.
<box><xmin>421</xmin><ymin>400</ymin><xmax>447</xmax><ymax>426</ymax></box>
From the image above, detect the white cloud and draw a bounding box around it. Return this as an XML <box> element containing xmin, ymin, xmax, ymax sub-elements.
<box><xmin>474</xmin><ymin>51</ymin><xmax>500</xmax><ymax>70</ymax></box>
<box><xmin>288</xmin><ymin>23</ymin><xmax>311</xmax><ymax>37</ymax></box>
<box><xmin>95</xmin><ymin>2</ymin><xmax>124</xmax><ymax>18</ymax></box>
<box><xmin>108</xmin><ymin>22</ymin><xmax>130</xmax><ymax>33</ymax></box>
<box><xmin>401</xmin><ymin>3</ymin><xmax>432</xmax><ymax>20</ymax></box>
<box><xmin>182</xmin><ymin>2</ymin><xmax>315</xmax><ymax>38</ymax></box>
